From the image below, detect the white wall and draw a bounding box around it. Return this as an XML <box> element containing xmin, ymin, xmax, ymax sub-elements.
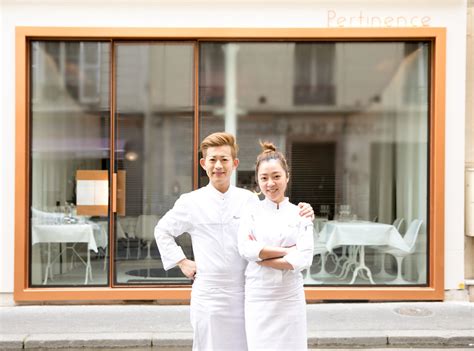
<box><xmin>0</xmin><ymin>0</ymin><xmax>7</xmax><ymax>294</ymax></box>
<box><xmin>0</xmin><ymin>0</ymin><xmax>466</xmax><ymax>293</ymax></box>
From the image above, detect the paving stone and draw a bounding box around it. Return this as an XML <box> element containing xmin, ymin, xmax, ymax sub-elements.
<box><xmin>24</xmin><ymin>333</ymin><xmax>153</xmax><ymax>349</ymax></box>
<box><xmin>152</xmin><ymin>332</ymin><xmax>193</xmax><ymax>347</ymax></box>
<box><xmin>308</xmin><ymin>331</ymin><xmax>388</xmax><ymax>347</ymax></box>
<box><xmin>0</xmin><ymin>334</ymin><xmax>27</xmax><ymax>349</ymax></box>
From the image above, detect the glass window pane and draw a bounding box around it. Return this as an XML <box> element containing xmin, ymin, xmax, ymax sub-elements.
<box><xmin>200</xmin><ymin>41</ymin><xmax>429</xmax><ymax>286</ymax></box>
<box><xmin>115</xmin><ymin>42</ymin><xmax>194</xmax><ymax>285</ymax></box>
<box><xmin>30</xmin><ymin>41</ymin><xmax>110</xmax><ymax>287</ymax></box>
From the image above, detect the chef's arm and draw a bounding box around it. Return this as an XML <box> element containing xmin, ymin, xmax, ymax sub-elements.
<box><xmin>259</xmin><ymin>221</ymin><xmax>314</xmax><ymax>271</ymax></box>
<box><xmin>284</xmin><ymin>221</ymin><xmax>314</xmax><ymax>272</ymax></box>
<box><xmin>258</xmin><ymin>246</ymin><xmax>295</xmax><ymax>260</ymax></box>
<box><xmin>257</xmin><ymin>257</ymin><xmax>294</xmax><ymax>270</ymax></box>
<box><xmin>154</xmin><ymin>195</ymin><xmax>193</xmax><ymax>271</ymax></box>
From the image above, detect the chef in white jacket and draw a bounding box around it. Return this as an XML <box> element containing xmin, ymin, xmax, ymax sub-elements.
<box><xmin>238</xmin><ymin>141</ymin><xmax>314</xmax><ymax>351</ymax></box>
<box><xmin>155</xmin><ymin>132</ymin><xmax>313</xmax><ymax>351</ymax></box>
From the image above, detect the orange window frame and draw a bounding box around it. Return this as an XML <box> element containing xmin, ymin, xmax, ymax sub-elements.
<box><xmin>15</xmin><ymin>27</ymin><xmax>446</xmax><ymax>302</ymax></box>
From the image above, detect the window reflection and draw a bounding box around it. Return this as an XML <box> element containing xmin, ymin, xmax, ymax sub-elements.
<box><xmin>294</xmin><ymin>43</ymin><xmax>335</xmax><ymax>105</ymax></box>
<box><xmin>30</xmin><ymin>41</ymin><xmax>110</xmax><ymax>287</ymax></box>
<box><xmin>28</xmin><ymin>39</ymin><xmax>430</xmax><ymax>288</ymax></box>
<box><xmin>200</xmin><ymin>42</ymin><xmax>429</xmax><ymax>286</ymax></box>
<box><xmin>114</xmin><ymin>43</ymin><xmax>194</xmax><ymax>285</ymax></box>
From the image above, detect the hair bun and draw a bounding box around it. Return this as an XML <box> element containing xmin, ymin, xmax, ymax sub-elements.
<box><xmin>260</xmin><ymin>141</ymin><xmax>276</xmax><ymax>154</ymax></box>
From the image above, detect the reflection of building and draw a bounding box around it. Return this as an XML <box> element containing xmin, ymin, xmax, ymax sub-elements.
<box><xmin>202</xmin><ymin>43</ymin><xmax>428</xmax><ymax>224</ymax></box>
<box><xmin>0</xmin><ymin>1</ymin><xmax>469</xmax><ymax>303</ymax></box>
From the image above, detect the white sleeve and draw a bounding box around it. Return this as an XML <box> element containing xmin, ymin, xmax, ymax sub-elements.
<box><xmin>154</xmin><ymin>194</ymin><xmax>193</xmax><ymax>271</ymax></box>
<box><xmin>238</xmin><ymin>200</ymin><xmax>264</xmax><ymax>262</ymax></box>
<box><xmin>284</xmin><ymin>218</ymin><xmax>314</xmax><ymax>272</ymax></box>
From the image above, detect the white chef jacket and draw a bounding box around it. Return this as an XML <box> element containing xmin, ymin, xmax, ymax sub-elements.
<box><xmin>238</xmin><ymin>197</ymin><xmax>314</xmax><ymax>351</ymax></box>
<box><xmin>155</xmin><ymin>183</ymin><xmax>258</xmax><ymax>351</ymax></box>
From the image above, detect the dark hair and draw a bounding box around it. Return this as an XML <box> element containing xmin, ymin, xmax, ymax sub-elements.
<box><xmin>255</xmin><ymin>141</ymin><xmax>289</xmax><ymax>180</ymax></box>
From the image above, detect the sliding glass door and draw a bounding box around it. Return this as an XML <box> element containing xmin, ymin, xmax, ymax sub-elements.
<box><xmin>113</xmin><ymin>42</ymin><xmax>195</xmax><ymax>285</ymax></box>
<box><xmin>29</xmin><ymin>40</ymin><xmax>195</xmax><ymax>287</ymax></box>
<box><xmin>30</xmin><ymin>41</ymin><xmax>111</xmax><ymax>286</ymax></box>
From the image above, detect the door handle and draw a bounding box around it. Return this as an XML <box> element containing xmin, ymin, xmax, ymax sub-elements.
<box><xmin>112</xmin><ymin>173</ymin><xmax>117</xmax><ymax>213</ymax></box>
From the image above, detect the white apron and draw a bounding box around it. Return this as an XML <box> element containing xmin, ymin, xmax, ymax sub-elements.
<box><xmin>238</xmin><ymin>198</ymin><xmax>314</xmax><ymax>351</ymax></box>
<box><xmin>155</xmin><ymin>184</ymin><xmax>257</xmax><ymax>351</ymax></box>
<box><xmin>245</xmin><ymin>285</ymin><xmax>307</xmax><ymax>351</ymax></box>
<box><xmin>191</xmin><ymin>274</ymin><xmax>247</xmax><ymax>350</ymax></box>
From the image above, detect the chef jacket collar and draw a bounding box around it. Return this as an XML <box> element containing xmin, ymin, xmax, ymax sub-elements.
<box><xmin>206</xmin><ymin>182</ymin><xmax>234</xmax><ymax>200</ymax></box>
<box><xmin>262</xmin><ymin>197</ymin><xmax>290</xmax><ymax>210</ymax></box>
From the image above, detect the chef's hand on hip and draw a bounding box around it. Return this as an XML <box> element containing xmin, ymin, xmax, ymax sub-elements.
<box><xmin>178</xmin><ymin>258</ymin><xmax>197</xmax><ymax>279</ymax></box>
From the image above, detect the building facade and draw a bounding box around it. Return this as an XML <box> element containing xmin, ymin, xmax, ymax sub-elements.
<box><xmin>0</xmin><ymin>0</ymin><xmax>469</xmax><ymax>302</ymax></box>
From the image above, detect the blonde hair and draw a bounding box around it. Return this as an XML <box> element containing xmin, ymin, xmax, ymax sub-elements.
<box><xmin>255</xmin><ymin>141</ymin><xmax>289</xmax><ymax>179</ymax></box>
<box><xmin>200</xmin><ymin>132</ymin><xmax>239</xmax><ymax>158</ymax></box>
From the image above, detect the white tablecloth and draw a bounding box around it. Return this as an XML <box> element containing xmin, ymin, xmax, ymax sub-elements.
<box><xmin>319</xmin><ymin>221</ymin><xmax>410</xmax><ymax>252</ymax></box>
<box><xmin>32</xmin><ymin>224</ymin><xmax>98</xmax><ymax>252</ymax></box>
<box><xmin>92</xmin><ymin>221</ymin><xmax>109</xmax><ymax>249</ymax></box>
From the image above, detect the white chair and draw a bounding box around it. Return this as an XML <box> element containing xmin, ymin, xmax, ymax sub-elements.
<box><xmin>304</xmin><ymin>241</ymin><xmax>329</xmax><ymax>284</ymax></box>
<box><xmin>374</xmin><ymin>218</ymin><xmax>405</xmax><ymax>278</ymax></box>
<box><xmin>393</xmin><ymin>218</ymin><xmax>405</xmax><ymax>232</ymax></box>
<box><xmin>304</xmin><ymin>228</ymin><xmax>337</xmax><ymax>284</ymax></box>
<box><xmin>376</xmin><ymin>219</ymin><xmax>423</xmax><ymax>284</ymax></box>
<box><xmin>117</xmin><ymin>217</ymin><xmax>133</xmax><ymax>260</ymax></box>
<box><xmin>135</xmin><ymin>215</ymin><xmax>160</xmax><ymax>259</ymax></box>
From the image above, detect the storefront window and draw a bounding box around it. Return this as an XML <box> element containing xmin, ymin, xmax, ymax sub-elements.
<box><xmin>114</xmin><ymin>43</ymin><xmax>194</xmax><ymax>285</ymax></box>
<box><xmin>30</xmin><ymin>41</ymin><xmax>110</xmax><ymax>286</ymax></box>
<box><xmin>27</xmin><ymin>38</ymin><xmax>431</xmax><ymax>289</ymax></box>
<box><xmin>200</xmin><ymin>41</ymin><xmax>429</xmax><ymax>286</ymax></box>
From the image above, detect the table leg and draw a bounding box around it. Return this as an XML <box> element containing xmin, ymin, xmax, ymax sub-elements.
<box><xmin>338</xmin><ymin>246</ymin><xmax>358</xmax><ymax>279</ymax></box>
<box><xmin>43</xmin><ymin>243</ymin><xmax>52</xmax><ymax>285</ymax></box>
<box><xmin>313</xmin><ymin>252</ymin><xmax>335</xmax><ymax>278</ymax></box>
<box><xmin>329</xmin><ymin>246</ymin><xmax>348</xmax><ymax>274</ymax></box>
<box><xmin>103</xmin><ymin>246</ymin><xmax>108</xmax><ymax>271</ymax></box>
<box><xmin>85</xmin><ymin>249</ymin><xmax>93</xmax><ymax>284</ymax></box>
<box><xmin>350</xmin><ymin>246</ymin><xmax>375</xmax><ymax>284</ymax></box>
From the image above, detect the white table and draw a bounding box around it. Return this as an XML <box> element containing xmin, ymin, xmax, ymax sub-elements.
<box><xmin>318</xmin><ymin>221</ymin><xmax>410</xmax><ymax>284</ymax></box>
<box><xmin>32</xmin><ymin>224</ymin><xmax>98</xmax><ymax>284</ymax></box>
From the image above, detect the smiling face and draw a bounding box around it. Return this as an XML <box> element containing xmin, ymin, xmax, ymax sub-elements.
<box><xmin>257</xmin><ymin>159</ymin><xmax>289</xmax><ymax>204</ymax></box>
<box><xmin>200</xmin><ymin>145</ymin><xmax>239</xmax><ymax>193</ymax></box>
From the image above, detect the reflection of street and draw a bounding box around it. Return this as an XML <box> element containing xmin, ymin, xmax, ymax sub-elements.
<box><xmin>115</xmin><ymin>258</ymin><xmax>189</xmax><ymax>284</ymax></box>
<box><xmin>35</xmin><ymin>259</ymin><xmax>107</xmax><ymax>286</ymax></box>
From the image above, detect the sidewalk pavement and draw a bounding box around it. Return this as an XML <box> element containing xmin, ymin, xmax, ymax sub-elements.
<box><xmin>0</xmin><ymin>299</ymin><xmax>473</xmax><ymax>350</ymax></box>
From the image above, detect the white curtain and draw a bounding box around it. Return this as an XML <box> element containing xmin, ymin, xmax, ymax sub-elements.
<box><xmin>369</xmin><ymin>44</ymin><xmax>429</xmax><ymax>282</ymax></box>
